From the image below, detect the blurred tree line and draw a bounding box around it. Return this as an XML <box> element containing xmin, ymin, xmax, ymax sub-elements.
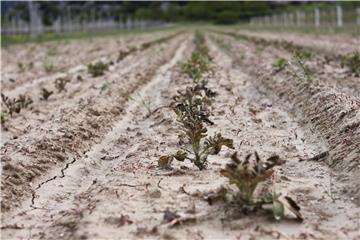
<box><xmin>3</xmin><ymin>1</ymin><xmax>357</xmax><ymax>25</ymax></box>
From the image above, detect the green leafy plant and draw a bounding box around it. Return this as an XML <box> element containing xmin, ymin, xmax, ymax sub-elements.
<box><xmin>1</xmin><ymin>93</ymin><xmax>33</xmax><ymax>116</ymax></box>
<box><xmin>294</xmin><ymin>49</ymin><xmax>312</xmax><ymax>60</ymax></box>
<box><xmin>341</xmin><ymin>52</ymin><xmax>360</xmax><ymax>75</ymax></box>
<box><xmin>40</xmin><ymin>88</ymin><xmax>54</xmax><ymax>101</ymax></box>
<box><xmin>221</xmin><ymin>151</ymin><xmax>302</xmax><ymax>220</ymax></box>
<box><xmin>88</xmin><ymin>61</ymin><xmax>109</xmax><ymax>77</ymax></box>
<box><xmin>289</xmin><ymin>52</ymin><xmax>313</xmax><ymax>83</ymax></box>
<box><xmin>54</xmin><ymin>77</ymin><xmax>70</xmax><ymax>93</ymax></box>
<box><xmin>181</xmin><ymin>52</ymin><xmax>212</xmax><ymax>82</ymax></box>
<box><xmin>181</xmin><ymin>31</ymin><xmax>212</xmax><ymax>82</ymax></box>
<box><xmin>272</xmin><ymin>58</ymin><xmax>287</xmax><ymax>73</ymax></box>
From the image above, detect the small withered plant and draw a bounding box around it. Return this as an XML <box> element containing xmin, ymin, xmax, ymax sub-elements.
<box><xmin>341</xmin><ymin>52</ymin><xmax>360</xmax><ymax>76</ymax></box>
<box><xmin>159</xmin><ymin>82</ymin><xmax>232</xmax><ymax>170</ymax></box>
<box><xmin>40</xmin><ymin>88</ymin><xmax>54</xmax><ymax>101</ymax></box>
<box><xmin>221</xmin><ymin>151</ymin><xmax>302</xmax><ymax>221</ymax></box>
<box><xmin>1</xmin><ymin>93</ymin><xmax>33</xmax><ymax>116</ymax></box>
<box><xmin>54</xmin><ymin>77</ymin><xmax>70</xmax><ymax>93</ymax></box>
<box><xmin>87</xmin><ymin>61</ymin><xmax>109</xmax><ymax>77</ymax></box>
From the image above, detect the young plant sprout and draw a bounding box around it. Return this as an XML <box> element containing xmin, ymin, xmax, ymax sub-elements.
<box><xmin>88</xmin><ymin>61</ymin><xmax>109</xmax><ymax>77</ymax></box>
<box><xmin>221</xmin><ymin>151</ymin><xmax>302</xmax><ymax>221</ymax></box>
<box><xmin>272</xmin><ymin>58</ymin><xmax>287</xmax><ymax>73</ymax></box>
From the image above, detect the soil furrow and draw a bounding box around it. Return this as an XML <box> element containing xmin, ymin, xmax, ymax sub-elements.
<box><xmin>1</xmin><ymin>31</ymin><xmax>175</xmax><ymax>91</ymax></box>
<box><xmin>210</xmin><ymin>32</ymin><xmax>360</xmax><ymax>205</ymax></box>
<box><xmin>0</xmin><ymin>33</ymin><xmax>188</xmax><ymax>213</ymax></box>
<box><xmin>1</xmin><ymin>32</ymin><xmax>184</xmax><ymax>145</ymax></box>
<box><xmin>1</xmin><ymin>34</ymin><xmax>191</xmax><ymax>240</ymax></box>
<box><xmin>217</xmin><ymin>30</ymin><xmax>360</xmax><ymax>97</ymax></box>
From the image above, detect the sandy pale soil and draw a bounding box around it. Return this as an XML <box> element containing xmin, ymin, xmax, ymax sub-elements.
<box><xmin>233</xmin><ymin>30</ymin><xmax>360</xmax><ymax>57</ymax></box>
<box><xmin>1</xmin><ymin>30</ymin><xmax>360</xmax><ymax>239</ymax></box>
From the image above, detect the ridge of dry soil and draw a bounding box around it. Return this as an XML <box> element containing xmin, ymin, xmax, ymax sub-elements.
<box><xmin>2</xmin><ymin>32</ymin><xmax>359</xmax><ymax>240</ymax></box>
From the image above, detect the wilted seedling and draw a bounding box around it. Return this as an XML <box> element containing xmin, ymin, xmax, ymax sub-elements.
<box><xmin>55</xmin><ymin>77</ymin><xmax>70</xmax><ymax>93</ymax></box>
<box><xmin>17</xmin><ymin>94</ymin><xmax>33</xmax><ymax>109</ymax></box>
<box><xmin>88</xmin><ymin>61</ymin><xmax>109</xmax><ymax>77</ymax></box>
<box><xmin>159</xmin><ymin>132</ymin><xmax>233</xmax><ymax>171</ymax></box>
<box><xmin>161</xmin><ymin>96</ymin><xmax>233</xmax><ymax>170</ymax></box>
<box><xmin>40</xmin><ymin>88</ymin><xmax>54</xmax><ymax>101</ymax></box>
<box><xmin>221</xmin><ymin>151</ymin><xmax>302</xmax><ymax>220</ymax></box>
<box><xmin>273</xmin><ymin>58</ymin><xmax>287</xmax><ymax>73</ymax></box>
<box><xmin>341</xmin><ymin>52</ymin><xmax>360</xmax><ymax>75</ymax></box>
<box><xmin>1</xmin><ymin>93</ymin><xmax>33</xmax><ymax>116</ymax></box>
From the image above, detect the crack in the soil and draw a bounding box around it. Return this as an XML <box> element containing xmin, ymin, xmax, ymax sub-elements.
<box><xmin>30</xmin><ymin>158</ymin><xmax>76</xmax><ymax>209</ymax></box>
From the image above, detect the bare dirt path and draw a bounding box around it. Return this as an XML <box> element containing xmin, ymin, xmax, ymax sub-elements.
<box><xmin>2</xmin><ymin>32</ymin><xmax>359</xmax><ymax>240</ymax></box>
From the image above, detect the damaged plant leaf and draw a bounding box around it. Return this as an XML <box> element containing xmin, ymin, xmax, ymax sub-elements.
<box><xmin>40</xmin><ymin>88</ymin><xmax>54</xmax><ymax>101</ymax></box>
<box><xmin>55</xmin><ymin>77</ymin><xmax>70</xmax><ymax>93</ymax></box>
<box><xmin>221</xmin><ymin>151</ymin><xmax>301</xmax><ymax>220</ymax></box>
